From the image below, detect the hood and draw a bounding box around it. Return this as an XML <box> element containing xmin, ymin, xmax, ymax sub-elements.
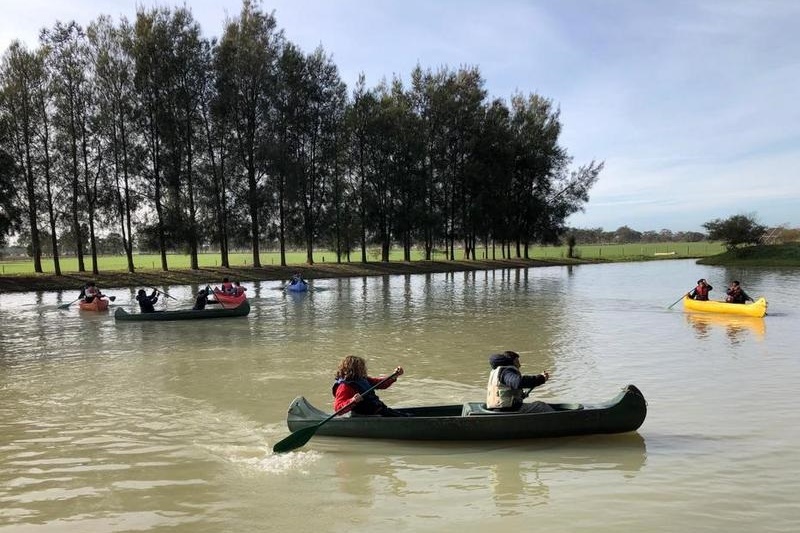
<box><xmin>489</xmin><ymin>352</ymin><xmax>517</xmax><ymax>369</ymax></box>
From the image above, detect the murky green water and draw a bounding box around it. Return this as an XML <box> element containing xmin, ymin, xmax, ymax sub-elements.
<box><xmin>1</xmin><ymin>260</ymin><xmax>798</xmax><ymax>532</ymax></box>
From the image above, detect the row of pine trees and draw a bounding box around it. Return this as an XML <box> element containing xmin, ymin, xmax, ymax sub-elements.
<box><xmin>0</xmin><ymin>0</ymin><xmax>602</xmax><ymax>275</ymax></box>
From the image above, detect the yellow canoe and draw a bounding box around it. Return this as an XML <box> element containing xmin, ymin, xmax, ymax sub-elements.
<box><xmin>682</xmin><ymin>296</ymin><xmax>767</xmax><ymax>318</ymax></box>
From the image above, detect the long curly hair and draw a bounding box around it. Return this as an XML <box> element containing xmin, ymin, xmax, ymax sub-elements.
<box><xmin>335</xmin><ymin>355</ymin><xmax>368</xmax><ymax>381</ymax></box>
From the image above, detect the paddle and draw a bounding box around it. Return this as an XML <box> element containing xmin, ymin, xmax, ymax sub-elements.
<box><xmin>57</xmin><ymin>297</ymin><xmax>82</xmax><ymax>310</ymax></box>
<box><xmin>272</xmin><ymin>370</ymin><xmax>401</xmax><ymax>454</ymax></box>
<box><xmin>153</xmin><ymin>287</ymin><xmax>177</xmax><ymax>301</ymax></box>
<box><xmin>58</xmin><ymin>294</ymin><xmax>115</xmax><ymax>309</ymax></box>
<box><xmin>667</xmin><ymin>292</ymin><xmax>690</xmax><ymax>309</ymax></box>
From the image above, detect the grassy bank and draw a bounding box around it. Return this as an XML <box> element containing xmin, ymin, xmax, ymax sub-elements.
<box><xmin>0</xmin><ymin>241</ymin><xmax>732</xmax><ymax>294</ymax></box>
<box><xmin>697</xmin><ymin>243</ymin><xmax>800</xmax><ymax>267</ymax></box>
<box><xmin>0</xmin><ymin>258</ymin><xmax>589</xmax><ymax>293</ymax></box>
<box><xmin>0</xmin><ymin>242</ymin><xmax>724</xmax><ymax>275</ymax></box>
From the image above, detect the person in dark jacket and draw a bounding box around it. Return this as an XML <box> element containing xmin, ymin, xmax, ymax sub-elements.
<box><xmin>688</xmin><ymin>279</ymin><xmax>713</xmax><ymax>300</ymax></box>
<box><xmin>486</xmin><ymin>351</ymin><xmax>553</xmax><ymax>413</ymax></box>
<box><xmin>135</xmin><ymin>288</ymin><xmax>159</xmax><ymax>313</ymax></box>
<box><xmin>193</xmin><ymin>288</ymin><xmax>209</xmax><ymax>310</ymax></box>
<box><xmin>725</xmin><ymin>280</ymin><xmax>753</xmax><ymax>304</ymax></box>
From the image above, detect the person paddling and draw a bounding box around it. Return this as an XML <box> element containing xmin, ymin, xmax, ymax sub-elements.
<box><xmin>725</xmin><ymin>280</ymin><xmax>753</xmax><ymax>304</ymax></box>
<box><xmin>332</xmin><ymin>355</ymin><xmax>408</xmax><ymax>417</ymax></box>
<box><xmin>193</xmin><ymin>288</ymin><xmax>209</xmax><ymax>310</ymax></box>
<box><xmin>135</xmin><ymin>288</ymin><xmax>159</xmax><ymax>313</ymax></box>
<box><xmin>688</xmin><ymin>279</ymin><xmax>713</xmax><ymax>301</ymax></box>
<box><xmin>486</xmin><ymin>351</ymin><xmax>553</xmax><ymax>413</ymax></box>
<box><xmin>82</xmin><ymin>281</ymin><xmax>105</xmax><ymax>303</ymax></box>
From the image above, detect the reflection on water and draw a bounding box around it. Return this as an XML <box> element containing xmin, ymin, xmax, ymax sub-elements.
<box><xmin>324</xmin><ymin>433</ymin><xmax>647</xmax><ymax>518</ymax></box>
<box><xmin>1</xmin><ymin>260</ymin><xmax>799</xmax><ymax>532</ymax></box>
<box><xmin>685</xmin><ymin>312</ymin><xmax>766</xmax><ymax>343</ymax></box>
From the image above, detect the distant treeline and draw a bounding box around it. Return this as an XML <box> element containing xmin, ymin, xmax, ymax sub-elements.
<box><xmin>568</xmin><ymin>226</ymin><xmax>707</xmax><ymax>244</ymax></box>
<box><xmin>0</xmin><ymin>0</ymin><xmax>602</xmax><ymax>275</ymax></box>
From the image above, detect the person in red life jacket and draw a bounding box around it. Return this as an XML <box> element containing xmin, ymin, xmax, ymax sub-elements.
<box><xmin>688</xmin><ymin>279</ymin><xmax>713</xmax><ymax>300</ymax></box>
<box><xmin>332</xmin><ymin>355</ymin><xmax>407</xmax><ymax>416</ymax></box>
<box><xmin>486</xmin><ymin>351</ymin><xmax>554</xmax><ymax>413</ymax></box>
<box><xmin>725</xmin><ymin>280</ymin><xmax>753</xmax><ymax>304</ymax></box>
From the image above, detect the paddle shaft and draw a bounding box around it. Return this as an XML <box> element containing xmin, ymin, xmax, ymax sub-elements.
<box><xmin>153</xmin><ymin>287</ymin><xmax>177</xmax><ymax>300</ymax></box>
<box><xmin>59</xmin><ymin>294</ymin><xmax>115</xmax><ymax>309</ymax></box>
<box><xmin>57</xmin><ymin>297</ymin><xmax>82</xmax><ymax>310</ymax></box>
<box><xmin>667</xmin><ymin>291</ymin><xmax>690</xmax><ymax>309</ymax></box>
<box><xmin>272</xmin><ymin>370</ymin><xmax>401</xmax><ymax>453</ymax></box>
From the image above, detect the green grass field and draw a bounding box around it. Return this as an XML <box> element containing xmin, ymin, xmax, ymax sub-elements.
<box><xmin>0</xmin><ymin>242</ymin><xmax>725</xmax><ymax>275</ymax></box>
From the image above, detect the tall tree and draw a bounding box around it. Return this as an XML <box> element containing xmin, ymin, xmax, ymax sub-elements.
<box><xmin>293</xmin><ymin>46</ymin><xmax>346</xmax><ymax>265</ymax></box>
<box><xmin>132</xmin><ymin>7</ymin><xmax>174</xmax><ymax>271</ymax></box>
<box><xmin>0</xmin><ymin>147</ymin><xmax>21</xmax><ymax>246</ymax></box>
<box><xmin>88</xmin><ymin>15</ymin><xmax>139</xmax><ymax>273</ymax></box>
<box><xmin>41</xmin><ymin>21</ymin><xmax>90</xmax><ymax>273</ymax></box>
<box><xmin>31</xmin><ymin>41</ymin><xmax>61</xmax><ymax>275</ymax></box>
<box><xmin>345</xmin><ymin>74</ymin><xmax>377</xmax><ymax>263</ymax></box>
<box><xmin>215</xmin><ymin>0</ymin><xmax>283</xmax><ymax>268</ymax></box>
<box><xmin>170</xmin><ymin>9</ymin><xmax>210</xmax><ymax>269</ymax></box>
<box><xmin>0</xmin><ymin>42</ymin><xmax>44</xmax><ymax>272</ymax></box>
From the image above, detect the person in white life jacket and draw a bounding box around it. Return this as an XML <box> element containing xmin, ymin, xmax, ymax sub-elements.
<box><xmin>82</xmin><ymin>281</ymin><xmax>105</xmax><ymax>303</ymax></box>
<box><xmin>486</xmin><ymin>351</ymin><xmax>554</xmax><ymax>413</ymax></box>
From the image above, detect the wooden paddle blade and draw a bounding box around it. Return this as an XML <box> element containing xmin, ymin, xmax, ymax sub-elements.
<box><xmin>272</xmin><ymin>425</ymin><xmax>319</xmax><ymax>453</ymax></box>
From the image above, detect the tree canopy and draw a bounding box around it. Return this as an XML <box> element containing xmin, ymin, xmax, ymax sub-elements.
<box><xmin>703</xmin><ymin>214</ymin><xmax>766</xmax><ymax>250</ymax></box>
<box><xmin>0</xmin><ymin>1</ymin><xmax>602</xmax><ymax>273</ymax></box>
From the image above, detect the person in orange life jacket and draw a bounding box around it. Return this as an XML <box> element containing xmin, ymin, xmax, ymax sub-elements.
<box><xmin>220</xmin><ymin>277</ymin><xmax>234</xmax><ymax>294</ymax></box>
<box><xmin>332</xmin><ymin>355</ymin><xmax>408</xmax><ymax>416</ymax></box>
<box><xmin>688</xmin><ymin>279</ymin><xmax>713</xmax><ymax>300</ymax></box>
<box><xmin>136</xmin><ymin>288</ymin><xmax>159</xmax><ymax>313</ymax></box>
<box><xmin>486</xmin><ymin>351</ymin><xmax>554</xmax><ymax>413</ymax></box>
<box><xmin>725</xmin><ymin>280</ymin><xmax>753</xmax><ymax>304</ymax></box>
<box><xmin>82</xmin><ymin>281</ymin><xmax>104</xmax><ymax>303</ymax></box>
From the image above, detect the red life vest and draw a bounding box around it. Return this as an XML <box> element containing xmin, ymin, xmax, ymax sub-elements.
<box><xmin>694</xmin><ymin>284</ymin><xmax>710</xmax><ymax>300</ymax></box>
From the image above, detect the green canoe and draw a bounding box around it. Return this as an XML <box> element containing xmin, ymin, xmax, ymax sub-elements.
<box><xmin>285</xmin><ymin>384</ymin><xmax>646</xmax><ymax>441</ymax></box>
<box><xmin>114</xmin><ymin>300</ymin><xmax>250</xmax><ymax>322</ymax></box>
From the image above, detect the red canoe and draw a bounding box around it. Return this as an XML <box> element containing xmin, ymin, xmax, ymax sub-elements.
<box><xmin>212</xmin><ymin>288</ymin><xmax>247</xmax><ymax>307</ymax></box>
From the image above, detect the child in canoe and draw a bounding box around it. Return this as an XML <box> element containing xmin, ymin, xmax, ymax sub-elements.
<box><xmin>333</xmin><ymin>355</ymin><xmax>407</xmax><ymax>416</ymax></box>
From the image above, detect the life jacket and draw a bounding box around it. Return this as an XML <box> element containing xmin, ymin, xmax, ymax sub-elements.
<box><xmin>221</xmin><ymin>281</ymin><xmax>234</xmax><ymax>293</ymax></box>
<box><xmin>332</xmin><ymin>377</ymin><xmax>384</xmax><ymax>414</ymax></box>
<box><xmin>727</xmin><ymin>288</ymin><xmax>745</xmax><ymax>303</ymax></box>
<box><xmin>486</xmin><ymin>366</ymin><xmax>524</xmax><ymax>409</ymax></box>
<box><xmin>84</xmin><ymin>286</ymin><xmax>100</xmax><ymax>302</ymax></box>
<box><xmin>694</xmin><ymin>285</ymin><xmax>710</xmax><ymax>300</ymax></box>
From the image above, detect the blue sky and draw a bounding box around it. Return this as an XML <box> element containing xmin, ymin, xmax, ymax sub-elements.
<box><xmin>2</xmin><ymin>0</ymin><xmax>798</xmax><ymax>232</ymax></box>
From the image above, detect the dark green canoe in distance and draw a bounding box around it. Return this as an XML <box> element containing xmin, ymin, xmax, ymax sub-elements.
<box><xmin>114</xmin><ymin>300</ymin><xmax>250</xmax><ymax>322</ymax></box>
<box><xmin>285</xmin><ymin>384</ymin><xmax>646</xmax><ymax>441</ymax></box>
